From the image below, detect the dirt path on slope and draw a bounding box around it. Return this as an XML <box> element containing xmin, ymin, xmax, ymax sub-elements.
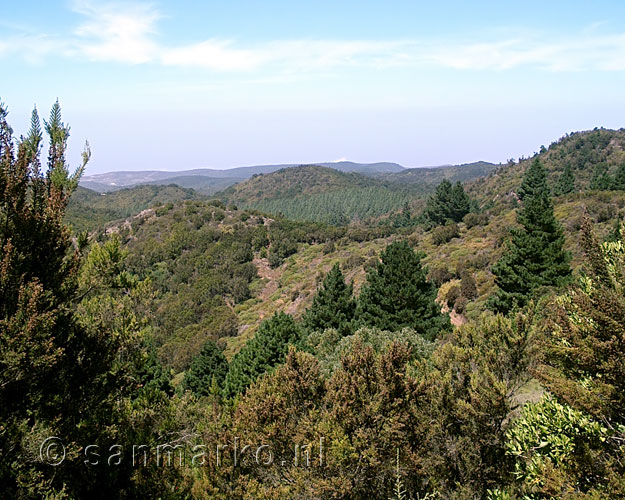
<box><xmin>253</xmin><ymin>255</ymin><xmax>280</xmax><ymax>301</ymax></box>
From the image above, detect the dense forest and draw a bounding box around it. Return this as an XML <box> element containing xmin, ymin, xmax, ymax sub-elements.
<box><xmin>2</xmin><ymin>102</ymin><xmax>625</xmax><ymax>499</ymax></box>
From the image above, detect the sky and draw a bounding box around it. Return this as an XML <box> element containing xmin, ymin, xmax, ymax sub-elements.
<box><xmin>2</xmin><ymin>1</ymin><xmax>625</xmax><ymax>174</ymax></box>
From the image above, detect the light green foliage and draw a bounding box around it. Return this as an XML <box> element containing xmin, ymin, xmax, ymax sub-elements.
<box><xmin>506</xmin><ymin>396</ymin><xmax>609</xmax><ymax>495</ymax></box>
<box><xmin>253</xmin><ymin>185</ymin><xmax>411</xmax><ymax>224</ymax></box>
<box><xmin>431</xmin><ymin>221</ymin><xmax>460</xmax><ymax>245</ymax></box>
<box><xmin>66</xmin><ymin>184</ymin><xmax>201</xmax><ymax>233</ymax></box>
<box><xmin>390</xmin><ymin>449</ymin><xmax>407</xmax><ymax>500</ymax></box>
<box><xmin>305</xmin><ymin>326</ymin><xmax>435</xmax><ymax>376</ymax></box>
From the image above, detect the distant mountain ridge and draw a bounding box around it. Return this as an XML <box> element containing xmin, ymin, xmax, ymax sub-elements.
<box><xmin>80</xmin><ymin>161</ymin><xmax>406</xmax><ymax>193</ymax></box>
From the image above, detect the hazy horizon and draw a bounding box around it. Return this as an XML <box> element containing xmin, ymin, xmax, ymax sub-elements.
<box><xmin>3</xmin><ymin>1</ymin><xmax>625</xmax><ymax>174</ymax></box>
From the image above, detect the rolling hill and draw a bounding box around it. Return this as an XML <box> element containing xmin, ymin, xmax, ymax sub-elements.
<box><xmin>65</xmin><ymin>184</ymin><xmax>204</xmax><ymax>233</ymax></box>
<box><xmin>379</xmin><ymin>161</ymin><xmax>498</xmax><ymax>186</ymax></box>
<box><xmin>215</xmin><ymin>165</ymin><xmax>412</xmax><ymax>223</ymax></box>
<box><xmin>466</xmin><ymin>128</ymin><xmax>625</xmax><ymax>203</ymax></box>
<box><xmin>80</xmin><ymin>161</ymin><xmax>405</xmax><ymax>193</ymax></box>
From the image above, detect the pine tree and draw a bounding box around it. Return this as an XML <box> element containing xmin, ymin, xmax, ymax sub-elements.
<box><xmin>590</xmin><ymin>163</ymin><xmax>612</xmax><ymax>190</ymax></box>
<box><xmin>554</xmin><ymin>163</ymin><xmax>575</xmax><ymax>195</ymax></box>
<box><xmin>302</xmin><ymin>263</ymin><xmax>356</xmax><ymax>336</ymax></box>
<box><xmin>183</xmin><ymin>340</ymin><xmax>229</xmax><ymax>396</ymax></box>
<box><xmin>223</xmin><ymin>312</ymin><xmax>302</xmax><ymax>398</ymax></box>
<box><xmin>424</xmin><ymin>180</ymin><xmax>472</xmax><ymax>225</ymax></box>
<box><xmin>356</xmin><ymin>241</ymin><xmax>449</xmax><ymax>339</ymax></box>
<box><xmin>450</xmin><ymin>181</ymin><xmax>472</xmax><ymax>221</ymax></box>
<box><xmin>613</xmin><ymin>163</ymin><xmax>625</xmax><ymax>190</ymax></box>
<box><xmin>489</xmin><ymin>159</ymin><xmax>571</xmax><ymax>313</ymax></box>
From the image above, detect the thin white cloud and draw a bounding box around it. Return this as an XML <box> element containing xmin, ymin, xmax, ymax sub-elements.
<box><xmin>161</xmin><ymin>40</ymin><xmax>267</xmax><ymax>71</ymax></box>
<box><xmin>160</xmin><ymin>39</ymin><xmax>414</xmax><ymax>72</ymax></box>
<box><xmin>427</xmin><ymin>34</ymin><xmax>625</xmax><ymax>71</ymax></box>
<box><xmin>1</xmin><ymin>1</ymin><xmax>625</xmax><ymax>73</ymax></box>
<box><xmin>71</xmin><ymin>0</ymin><xmax>160</xmax><ymax>64</ymax></box>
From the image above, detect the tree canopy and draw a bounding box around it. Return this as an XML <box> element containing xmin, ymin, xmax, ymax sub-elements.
<box><xmin>356</xmin><ymin>241</ymin><xmax>449</xmax><ymax>339</ymax></box>
<box><xmin>423</xmin><ymin>179</ymin><xmax>473</xmax><ymax>225</ymax></box>
<box><xmin>490</xmin><ymin>159</ymin><xmax>571</xmax><ymax>313</ymax></box>
<box><xmin>302</xmin><ymin>263</ymin><xmax>356</xmax><ymax>336</ymax></box>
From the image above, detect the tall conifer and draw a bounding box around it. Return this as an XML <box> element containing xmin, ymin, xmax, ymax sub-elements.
<box><xmin>303</xmin><ymin>263</ymin><xmax>355</xmax><ymax>336</ymax></box>
<box><xmin>490</xmin><ymin>159</ymin><xmax>571</xmax><ymax>313</ymax></box>
<box><xmin>554</xmin><ymin>163</ymin><xmax>575</xmax><ymax>195</ymax></box>
<box><xmin>356</xmin><ymin>241</ymin><xmax>449</xmax><ymax>339</ymax></box>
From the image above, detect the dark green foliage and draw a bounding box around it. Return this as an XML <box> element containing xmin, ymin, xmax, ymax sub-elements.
<box><xmin>605</xmin><ymin>214</ymin><xmax>624</xmax><ymax>243</ymax></box>
<box><xmin>381</xmin><ymin>160</ymin><xmax>498</xmax><ymax>186</ymax></box>
<box><xmin>423</xmin><ymin>179</ymin><xmax>472</xmax><ymax>225</ymax></box>
<box><xmin>219</xmin><ymin>165</ymin><xmax>412</xmax><ymax>224</ymax></box>
<box><xmin>517</xmin><ymin>157</ymin><xmax>550</xmax><ymax>200</ymax></box>
<box><xmin>302</xmin><ymin>263</ymin><xmax>356</xmax><ymax>336</ymax></box>
<box><xmin>120</xmin><ymin>203</ymin><xmax>261</xmax><ymax>370</ymax></box>
<box><xmin>446</xmin><ymin>284</ymin><xmax>461</xmax><ymax>308</ymax></box>
<box><xmin>391</xmin><ymin>201</ymin><xmax>414</xmax><ymax>228</ymax></box>
<box><xmin>411</xmin><ymin>313</ymin><xmax>533</xmax><ymax>496</ymax></box>
<box><xmin>356</xmin><ymin>241</ymin><xmax>449</xmax><ymax>339</ymax></box>
<box><xmin>135</xmin><ymin>345</ymin><xmax>174</xmax><ymax>397</ymax></box>
<box><xmin>613</xmin><ymin>163</ymin><xmax>625</xmax><ymax>190</ymax></box>
<box><xmin>490</xmin><ymin>159</ymin><xmax>571</xmax><ymax>313</ymax></box>
<box><xmin>0</xmin><ymin>102</ymin><xmax>154</xmax><ymax>497</ymax></box>
<box><xmin>536</xmin><ymin>215</ymin><xmax>625</xmax><ymax>422</ymax></box>
<box><xmin>511</xmin><ymin>216</ymin><xmax>625</xmax><ymax>496</ymax></box>
<box><xmin>223</xmin><ymin>312</ymin><xmax>302</xmax><ymax>398</ymax></box>
<box><xmin>590</xmin><ymin>163</ymin><xmax>613</xmax><ymax>190</ymax></box>
<box><xmin>268</xmin><ymin>235</ymin><xmax>298</xmax><ymax>268</ymax></box>
<box><xmin>554</xmin><ymin>163</ymin><xmax>576</xmax><ymax>195</ymax></box>
<box><xmin>454</xmin><ymin>295</ymin><xmax>468</xmax><ymax>313</ymax></box>
<box><xmin>183</xmin><ymin>340</ymin><xmax>228</xmax><ymax>397</ymax></box>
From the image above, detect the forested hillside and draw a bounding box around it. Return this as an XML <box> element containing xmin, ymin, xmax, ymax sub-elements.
<box><xmin>66</xmin><ymin>184</ymin><xmax>203</xmax><ymax>232</ymax></box>
<box><xmin>216</xmin><ymin>165</ymin><xmax>413</xmax><ymax>223</ymax></box>
<box><xmin>379</xmin><ymin>160</ymin><xmax>498</xmax><ymax>186</ymax></box>
<box><xmin>3</xmin><ymin>103</ymin><xmax>625</xmax><ymax>499</ymax></box>
<box><xmin>467</xmin><ymin>128</ymin><xmax>625</xmax><ymax>202</ymax></box>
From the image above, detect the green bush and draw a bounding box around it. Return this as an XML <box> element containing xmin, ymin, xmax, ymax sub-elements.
<box><xmin>432</xmin><ymin>222</ymin><xmax>460</xmax><ymax>245</ymax></box>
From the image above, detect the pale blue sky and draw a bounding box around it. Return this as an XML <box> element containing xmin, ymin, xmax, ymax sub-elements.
<box><xmin>2</xmin><ymin>1</ymin><xmax>625</xmax><ymax>173</ymax></box>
